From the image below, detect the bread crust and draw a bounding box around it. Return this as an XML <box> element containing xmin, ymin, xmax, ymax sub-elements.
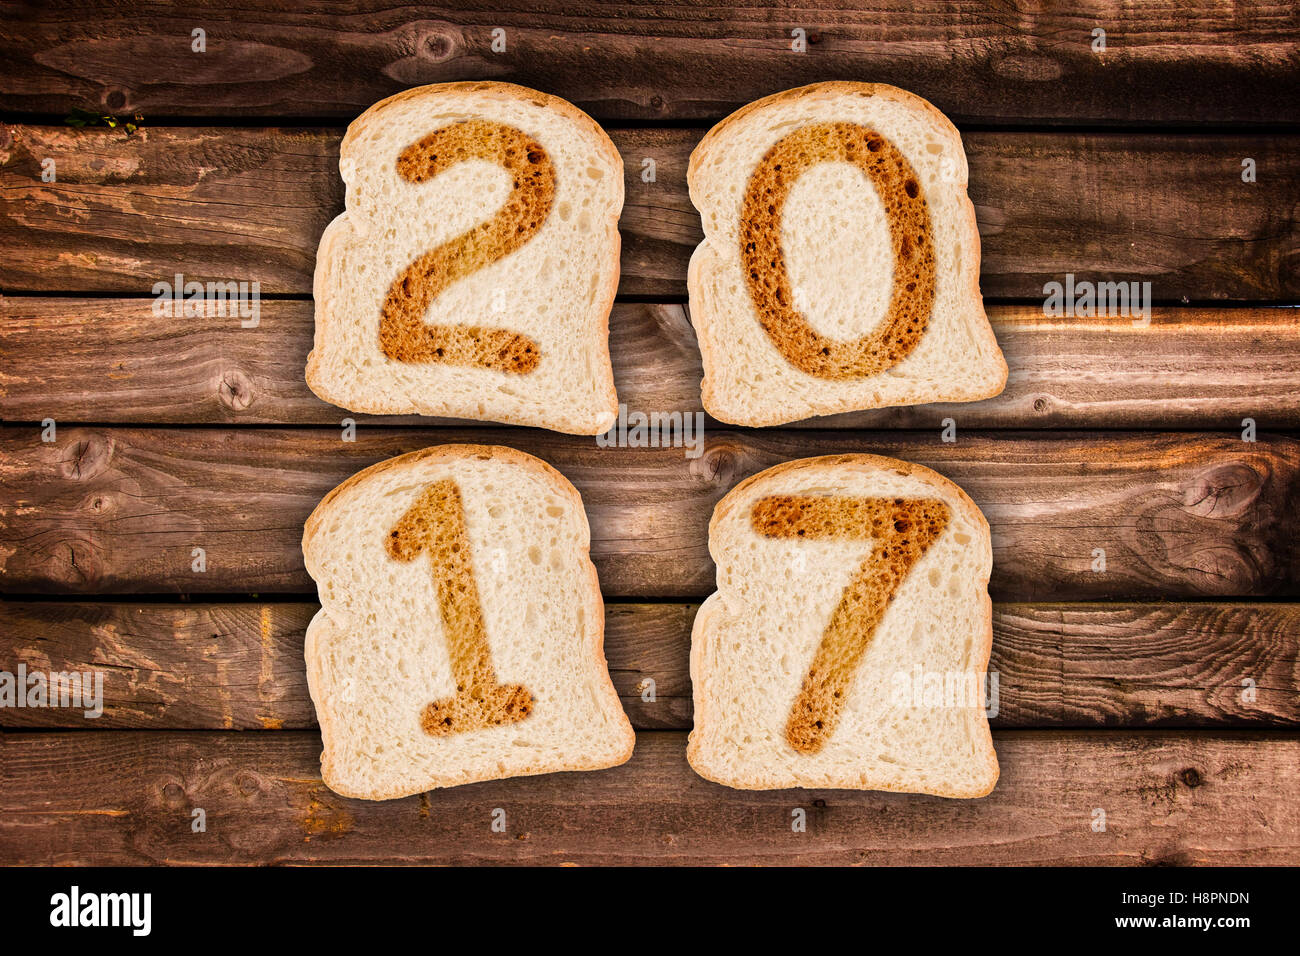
<box><xmin>303</xmin><ymin>443</ymin><xmax>634</xmax><ymax>799</ymax></box>
<box><xmin>688</xmin><ymin>453</ymin><xmax>999</xmax><ymax>797</ymax></box>
<box><xmin>307</xmin><ymin>82</ymin><xmax>622</xmax><ymax>435</ymax></box>
<box><xmin>686</xmin><ymin>82</ymin><xmax>1008</xmax><ymax>427</ymax></box>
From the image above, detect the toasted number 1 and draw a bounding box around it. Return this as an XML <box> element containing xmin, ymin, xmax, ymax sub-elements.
<box><xmin>380</xmin><ymin>120</ymin><xmax>555</xmax><ymax>374</ymax></box>
<box><xmin>751</xmin><ymin>494</ymin><xmax>950</xmax><ymax>754</ymax></box>
<box><xmin>741</xmin><ymin>122</ymin><xmax>936</xmax><ymax>379</ymax></box>
<box><xmin>387</xmin><ymin>479</ymin><xmax>533</xmax><ymax>736</ymax></box>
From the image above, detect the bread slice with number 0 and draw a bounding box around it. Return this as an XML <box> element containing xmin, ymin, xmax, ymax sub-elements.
<box><xmin>303</xmin><ymin>444</ymin><xmax>634</xmax><ymax>798</ymax></box>
<box><xmin>308</xmin><ymin>82</ymin><xmax>622</xmax><ymax>435</ymax></box>
<box><xmin>688</xmin><ymin>454</ymin><xmax>999</xmax><ymax>796</ymax></box>
<box><xmin>687</xmin><ymin>82</ymin><xmax>1007</xmax><ymax>426</ymax></box>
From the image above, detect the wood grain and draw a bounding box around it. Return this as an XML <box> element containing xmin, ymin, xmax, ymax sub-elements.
<box><xmin>1</xmin><ymin>600</ymin><xmax>1296</xmax><ymax>730</ymax></box>
<box><xmin>2</xmin><ymin>2</ymin><xmax>1296</xmax><ymax>125</ymax></box>
<box><xmin>3</xmin><ymin>125</ymin><xmax>1297</xmax><ymax>299</ymax></box>
<box><xmin>4</xmin><ymin>299</ymin><xmax>1299</xmax><ymax>430</ymax></box>
<box><xmin>2</xmin><ymin>730</ymin><xmax>1296</xmax><ymax>865</ymax></box>
<box><xmin>0</xmin><ymin>427</ymin><xmax>1295</xmax><ymax>599</ymax></box>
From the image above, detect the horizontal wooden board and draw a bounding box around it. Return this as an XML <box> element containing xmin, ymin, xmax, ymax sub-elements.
<box><xmin>1</xmin><ymin>428</ymin><xmax>1295</xmax><ymax>600</ymax></box>
<box><xmin>1</xmin><ymin>2</ymin><xmax>1297</xmax><ymax>125</ymax></box>
<box><xmin>2</xmin><ymin>600</ymin><xmax>1297</xmax><ymax>730</ymax></box>
<box><xmin>3</xmin><ymin>299</ymin><xmax>1299</xmax><ymax>430</ymax></box>
<box><xmin>2</xmin><ymin>730</ymin><xmax>1296</xmax><ymax>864</ymax></box>
<box><xmin>2</xmin><ymin>126</ymin><xmax>1297</xmax><ymax>299</ymax></box>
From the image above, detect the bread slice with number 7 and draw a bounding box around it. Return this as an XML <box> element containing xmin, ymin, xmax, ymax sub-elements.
<box><xmin>688</xmin><ymin>454</ymin><xmax>999</xmax><ymax>796</ymax></box>
<box><xmin>302</xmin><ymin>445</ymin><xmax>634</xmax><ymax>798</ymax></box>
<box><xmin>307</xmin><ymin>82</ymin><xmax>622</xmax><ymax>435</ymax></box>
<box><xmin>687</xmin><ymin>82</ymin><xmax>1007</xmax><ymax>426</ymax></box>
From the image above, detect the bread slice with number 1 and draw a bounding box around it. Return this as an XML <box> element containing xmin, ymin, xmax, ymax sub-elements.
<box><xmin>688</xmin><ymin>454</ymin><xmax>999</xmax><ymax>796</ymax></box>
<box><xmin>687</xmin><ymin>82</ymin><xmax>1007</xmax><ymax>426</ymax></box>
<box><xmin>308</xmin><ymin>82</ymin><xmax>622</xmax><ymax>435</ymax></box>
<box><xmin>303</xmin><ymin>445</ymin><xmax>634</xmax><ymax>798</ymax></box>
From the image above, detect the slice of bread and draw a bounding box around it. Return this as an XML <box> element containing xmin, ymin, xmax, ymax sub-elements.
<box><xmin>687</xmin><ymin>82</ymin><xmax>1007</xmax><ymax>426</ymax></box>
<box><xmin>688</xmin><ymin>454</ymin><xmax>999</xmax><ymax>796</ymax></box>
<box><xmin>308</xmin><ymin>82</ymin><xmax>623</xmax><ymax>435</ymax></box>
<box><xmin>302</xmin><ymin>444</ymin><xmax>634</xmax><ymax>798</ymax></box>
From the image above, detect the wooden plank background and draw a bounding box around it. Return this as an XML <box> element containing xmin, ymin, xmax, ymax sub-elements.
<box><xmin>3</xmin><ymin>300</ymin><xmax>1299</xmax><ymax>430</ymax></box>
<box><xmin>3</xmin><ymin>428</ymin><xmax>1296</xmax><ymax>598</ymax></box>
<box><xmin>1</xmin><ymin>1</ymin><xmax>1297</xmax><ymax>866</ymax></box>
<box><xmin>2</xmin><ymin>126</ymin><xmax>1297</xmax><ymax>299</ymax></box>
<box><xmin>2</xmin><ymin>1</ymin><xmax>1297</xmax><ymax>125</ymax></box>
<box><xmin>3</xmin><ymin>731</ymin><xmax>1297</xmax><ymax>865</ymax></box>
<box><xmin>2</xmin><ymin>601</ymin><xmax>1297</xmax><ymax>730</ymax></box>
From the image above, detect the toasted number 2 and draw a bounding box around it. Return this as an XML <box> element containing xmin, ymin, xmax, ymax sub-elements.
<box><xmin>380</xmin><ymin>120</ymin><xmax>555</xmax><ymax>374</ymax></box>
<box><xmin>387</xmin><ymin>479</ymin><xmax>533</xmax><ymax>736</ymax></box>
<box><xmin>751</xmin><ymin>494</ymin><xmax>950</xmax><ymax>754</ymax></box>
<box><xmin>741</xmin><ymin>122</ymin><xmax>936</xmax><ymax>379</ymax></box>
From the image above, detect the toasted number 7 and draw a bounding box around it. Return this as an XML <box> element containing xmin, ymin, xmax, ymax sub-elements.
<box><xmin>750</xmin><ymin>494</ymin><xmax>951</xmax><ymax>754</ymax></box>
<box><xmin>387</xmin><ymin>479</ymin><xmax>533</xmax><ymax>736</ymax></box>
<box><xmin>380</xmin><ymin>120</ymin><xmax>555</xmax><ymax>374</ymax></box>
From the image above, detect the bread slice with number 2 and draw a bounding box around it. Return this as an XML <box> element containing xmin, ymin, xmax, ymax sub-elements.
<box><xmin>688</xmin><ymin>454</ymin><xmax>999</xmax><ymax>796</ymax></box>
<box><xmin>687</xmin><ymin>82</ymin><xmax>1007</xmax><ymax>426</ymax></box>
<box><xmin>303</xmin><ymin>444</ymin><xmax>634</xmax><ymax>798</ymax></box>
<box><xmin>308</xmin><ymin>82</ymin><xmax>622</xmax><ymax>435</ymax></box>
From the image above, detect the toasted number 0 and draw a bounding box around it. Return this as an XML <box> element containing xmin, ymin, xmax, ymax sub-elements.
<box><xmin>387</xmin><ymin>479</ymin><xmax>533</xmax><ymax>736</ymax></box>
<box><xmin>741</xmin><ymin>123</ymin><xmax>936</xmax><ymax>379</ymax></box>
<box><xmin>751</xmin><ymin>494</ymin><xmax>950</xmax><ymax>754</ymax></box>
<box><xmin>380</xmin><ymin>120</ymin><xmax>555</xmax><ymax>373</ymax></box>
